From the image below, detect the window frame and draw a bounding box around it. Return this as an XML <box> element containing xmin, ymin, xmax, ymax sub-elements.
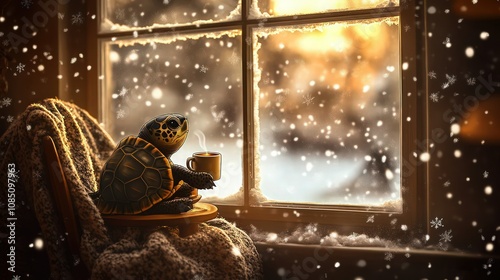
<box><xmin>87</xmin><ymin>0</ymin><xmax>428</xmax><ymax>235</ymax></box>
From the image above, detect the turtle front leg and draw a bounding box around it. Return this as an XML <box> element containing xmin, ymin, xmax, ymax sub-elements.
<box><xmin>171</xmin><ymin>164</ymin><xmax>216</xmax><ymax>190</ymax></box>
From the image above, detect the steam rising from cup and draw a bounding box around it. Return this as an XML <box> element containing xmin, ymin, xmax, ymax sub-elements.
<box><xmin>194</xmin><ymin>130</ymin><xmax>208</xmax><ymax>153</ymax></box>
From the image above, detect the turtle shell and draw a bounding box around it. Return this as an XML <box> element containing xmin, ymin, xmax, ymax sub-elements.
<box><xmin>96</xmin><ymin>136</ymin><xmax>175</xmax><ymax>214</ymax></box>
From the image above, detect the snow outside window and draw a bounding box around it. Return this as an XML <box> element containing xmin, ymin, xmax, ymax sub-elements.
<box><xmin>98</xmin><ymin>0</ymin><xmax>403</xmax><ymax>212</ymax></box>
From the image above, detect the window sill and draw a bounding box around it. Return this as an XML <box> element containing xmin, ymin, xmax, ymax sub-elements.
<box><xmin>255</xmin><ymin>242</ymin><xmax>499</xmax><ymax>279</ymax></box>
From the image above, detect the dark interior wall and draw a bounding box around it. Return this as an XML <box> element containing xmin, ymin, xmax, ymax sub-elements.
<box><xmin>425</xmin><ymin>0</ymin><xmax>500</xmax><ymax>254</ymax></box>
<box><xmin>0</xmin><ymin>0</ymin><xmax>90</xmax><ymax>135</ymax></box>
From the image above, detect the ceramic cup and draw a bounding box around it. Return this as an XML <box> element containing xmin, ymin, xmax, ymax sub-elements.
<box><xmin>186</xmin><ymin>152</ymin><xmax>222</xmax><ymax>181</ymax></box>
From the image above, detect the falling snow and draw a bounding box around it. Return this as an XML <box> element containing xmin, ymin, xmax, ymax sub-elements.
<box><xmin>429</xmin><ymin>92</ymin><xmax>440</xmax><ymax>102</ymax></box>
<box><xmin>21</xmin><ymin>0</ymin><xmax>33</xmax><ymax>9</ymax></box>
<box><xmin>439</xmin><ymin>229</ymin><xmax>453</xmax><ymax>243</ymax></box>
<box><xmin>228</xmin><ymin>51</ymin><xmax>240</xmax><ymax>65</ymax></box>
<box><xmin>430</xmin><ymin>217</ymin><xmax>444</xmax><ymax>229</ymax></box>
<box><xmin>1</xmin><ymin>97</ymin><xmax>12</xmax><ymax>107</ymax></box>
<box><xmin>115</xmin><ymin>9</ymin><xmax>125</xmax><ymax>20</ymax></box>
<box><xmin>116</xmin><ymin>109</ymin><xmax>126</xmax><ymax>119</ymax></box>
<box><xmin>117</xmin><ymin>86</ymin><xmax>128</xmax><ymax>97</ymax></box>
<box><xmin>16</xmin><ymin>63</ymin><xmax>25</xmax><ymax>73</ymax></box>
<box><xmin>428</xmin><ymin>71</ymin><xmax>437</xmax><ymax>79</ymax></box>
<box><xmin>384</xmin><ymin>252</ymin><xmax>394</xmax><ymax>261</ymax></box>
<box><xmin>467</xmin><ymin>77</ymin><xmax>476</xmax><ymax>85</ymax></box>
<box><xmin>302</xmin><ymin>93</ymin><xmax>315</xmax><ymax>105</ymax></box>
<box><xmin>200</xmin><ymin>65</ymin><xmax>209</xmax><ymax>73</ymax></box>
<box><xmin>366</xmin><ymin>215</ymin><xmax>375</xmax><ymax>223</ymax></box>
<box><xmin>71</xmin><ymin>13</ymin><xmax>84</xmax><ymax>25</ymax></box>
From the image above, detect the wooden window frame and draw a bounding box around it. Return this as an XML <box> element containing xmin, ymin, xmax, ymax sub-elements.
<box><xmin>86</xmin><ymin>0</ymin><xmax>428</xmax><ymax>236</ymax></box>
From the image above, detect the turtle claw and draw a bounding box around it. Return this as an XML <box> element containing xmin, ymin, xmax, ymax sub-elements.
<box><xmin>195</xmin><ymin>171</ymin><xmax>216</xmax><ymax>190</ymax></box>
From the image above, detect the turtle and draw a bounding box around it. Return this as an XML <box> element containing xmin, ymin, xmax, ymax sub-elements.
<box><xmin>92</xmin><ymin>113</ymin><xmax>215</xmax><ymax>215</ymax></box>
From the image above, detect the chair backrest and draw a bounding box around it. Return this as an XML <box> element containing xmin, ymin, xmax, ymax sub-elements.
<box><xmin>42</xmin><ymin>136</ymin><xmax>89</xmax><ymax>278</ymax></box>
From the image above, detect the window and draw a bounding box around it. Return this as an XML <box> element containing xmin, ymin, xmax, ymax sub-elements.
<box><xmin>95</xmin><ymin>0</ymin><xmax>422</xmax><ymax>230</ymax></box>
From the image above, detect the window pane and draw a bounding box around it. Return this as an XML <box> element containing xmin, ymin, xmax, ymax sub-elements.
<box><xmin>251</xmin><ymin>0</ymin><xmax>399</xmax><ymax>18</ymax></box>
<box><xmin>252</xmin><ymin>17</ymin><xmax>401</xmax><ymax>207</ymax></box>
<box><xmin>101</xmin><ymin>0</ymin><xmax>241</xmax><ymax>32</ymax></box>
<box><xmin>100</xmin><ymin>31</ymin><xmax>243</xmax><ymax>203</ymax></box>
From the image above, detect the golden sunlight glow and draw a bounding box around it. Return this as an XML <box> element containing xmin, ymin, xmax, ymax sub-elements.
<box><xmin>270</xmin><ymin>0</ymin><xmax>399</xmax><ymax>16</ymax></box>
<box><xmin>272</xmin><ymin>0</ymin><xmax>340</xmax><ymax>15</ymax></box>
<box><xmin>296</xmin><ymin>25</ymin><xmax>351</xmax><ymax>53</ymax></box>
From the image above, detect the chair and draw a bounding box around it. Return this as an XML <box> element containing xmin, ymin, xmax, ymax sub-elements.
<box><xmin>42</xmin><ymin>136</ymin><xmax>218</xmax><ymax>277</ymax></box>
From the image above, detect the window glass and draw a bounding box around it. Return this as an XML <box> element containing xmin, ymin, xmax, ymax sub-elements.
<box><xmin>101</xmin><ymin>31</ymin><xmax>243</xmax><ymax>202</ymax></box>
<box><xmin>252</xmin><ymin>17</ymin><xmax>401</xmax><ymax>207</ymax></box>
<box><xmin>251</xmin><ymin>0</ymin><xmax>399</xmax><ymax>18</ymax></box>
<box><xmin>101</xmin><ymin>0</ymin><xmax>241</xmax><ymax>32</ymax></box>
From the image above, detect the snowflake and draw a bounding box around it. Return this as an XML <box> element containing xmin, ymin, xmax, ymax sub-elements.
<box><xmin>366</xmin><ymin>215</ymin><xmax>375</xmax><ymax>223</ymax></box>
<box><xmin>1</xmin><ymin>97</ymin><xmax>12</xmax><ymax>107</ymax></box>
<box><xmin>446</xmin><ymin>74</ymin><xmax>457</xmax><ymax>85</ymax></box>
<box><xmin>428</xmin><ymin>71</ymin><xmax>437</xmax><ymax>79</ymax></box>
<box><xmin>228</xmin><ymin>51</ymin><xmax>240</xmax><ymax>65</ymax></box>
<box><xmin>115</xmin><ymin>9</ymin><xmax>125</xmax><ymax>20</ymax></box>
<box><xmin>439</xmin><ymin>229</ymin><xmax>453</xmax><ymax>243</ymax></box>
<box><xmin>276</xmin><ymin>95</ymin><xmax>286</xmax><ymax>103</ymax></box>
<box><xmin>437</xmin><ymin>241</ymin><xmax>450</xmax><ymax>251</ymax></box>
<box><xmin>21</xmin><ymin>0</ymin><xmax>33</xmax><ymax>8</ymax></box>
<box><xmin>58</xmin><ymin>12</ymin><xmax>65</xmax><ymax>20</ymax></box>
<box><xmin>16</xmin><ymin>63</ymin><xmax>26</xmax><ymax>73</ymax></box>
<box><xmin>245</xmin><ymin>37</ymin><xmax>252</xmax><ymax>45</ymax></box>
<box><xmin>443</xmin><ymin>180</ymin><xmax>451</xmax><ymax>187</ymax></box>
<box><xmin>73</xmin><ymin>255</ymin><xmax>81</xmax><ymax>266</ymax></box>
<box><xmin>302</xmin><ymin>93</ymin><xmax>315</xmax><ymax>105</ymax></box>
<box><xmin>117</xmin><ymin>86</ymin><xmax>128</xmax><ymax>97</ymax></box>
<box><xmin>404</xmin><ymin>25</ymin><xmax>411</xmax><ymax>32</ymax></box>
<box><xmin>441</xmin><ymin>82</ymin><xmax>450</xmax><ymax>89</ymax></box>
<box><xmin>12</xmin><ymin>275</ymin><xmax>21</xmax><ymax>280</ymax></box>
<box><xmin>71</xmin><ymin>12</ymin><xmax>84</xmax><ymax>25</ymax></box>
<box><xmin>200</xmin><ymin>65</ymin><xmax>209</xmax><ymax>73</ymax></box>
<box><xmin>443</xmin><ymin>37</ymin><xmax>451</xmax><ymax>45</ymax></box>
<box><xmin>163</xmin><ymin>0</ymin><xmax>171</xmax><ymax>4</ymax></box>
<box><xmin>483</xmin><ymin>171</ymin><xmax>489</xmax><ymax>178</ymax></box>
<box><xmin>116</xmin><ymin>109</ymin><xmax>126</xmax><ymax>119</ymax></box>
<box><xmin>6</xmin><ymin>115</ymin><xmax>14</xmax><ymax>123</ymax></box>
<box><xmin>33</xmin><ymin>170</ymin><xmax>42</xmax><ymax>179</ymax></box>
<box><xmin>430</xmin><ymin>217</ymin><xmax>444</xmax><ymax>229</ymax></box>
<box><xmin>483</xmin><ymin>258</ymin><xmax>494</xmax><ymax>272</ymax></box>
<box><xmin>384</xmin><ymin>252</ymin><xmax>394</xmax><ymax>261</ymax></box>
<box><xmin>429</xmin><ymin>92</ymin><xmax>440</xmax><ymax>102</ymax></box>
<box><xmin>467</xmin><ymin>77</ymin><xmax>476</xmax><ymax>86</ymax></box>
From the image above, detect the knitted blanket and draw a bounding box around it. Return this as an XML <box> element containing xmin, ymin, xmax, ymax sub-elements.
<box><xmin>0</xmin><ymin>98</ymin><xmax>262</xmax><ymax>279</ymax></box>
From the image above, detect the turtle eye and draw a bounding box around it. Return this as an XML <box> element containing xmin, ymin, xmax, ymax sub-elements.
<box><xmin>167</xmin><ymin>119</ymin><xmax>180</xmax><ymax>129</ymax></box>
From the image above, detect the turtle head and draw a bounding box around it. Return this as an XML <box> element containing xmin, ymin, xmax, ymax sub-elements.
<box><xmin>138</xmin><ymin>113</ymin><xmax>189</xmax><ymax>158</ymax></box>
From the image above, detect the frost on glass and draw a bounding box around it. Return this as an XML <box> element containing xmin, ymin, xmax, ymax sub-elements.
<box><xmin>252</xmin><ymin>17</ymin><xmax>401</xmax><ymax>208</ymax></box>
<box><xmin>250</xmin><ymin>0</ymin><xmax>399</xmax><ymax>18</ymax></box>
<box><xmin>101</xmin><ymin>0</ymin><xmax>241</xmax><ymax>32</ymax></box>
<box><xmin>101</xmin><ymin>31</ymin><xmax>243</xmax><ymax>203</ymax></box>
